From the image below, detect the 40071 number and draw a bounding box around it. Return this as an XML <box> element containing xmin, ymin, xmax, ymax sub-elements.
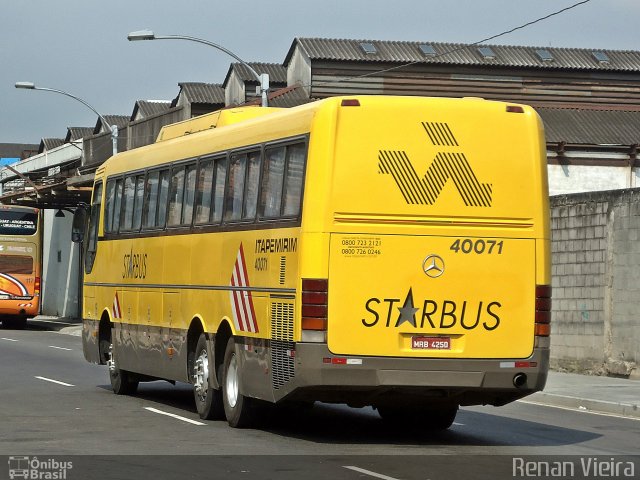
<box><xmin>450</xmin><ymin>238</ymin><xmax>504</xmax><ymax>255</ymax></box>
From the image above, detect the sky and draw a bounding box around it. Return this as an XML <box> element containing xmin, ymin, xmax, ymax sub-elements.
<box><xmin>1</xmin><ymin>0</ymin><xmax>639</xmax><ymax>144</ymax></box>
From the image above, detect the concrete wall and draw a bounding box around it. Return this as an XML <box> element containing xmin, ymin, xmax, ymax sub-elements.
<box><xmin>41</xmin><ymin>210</ymin><xmax>80</xmax><ymax>318</ymax></box>
<box><xmin>550</xmin><ymin>189</ymin><xmax>640</xmax><ymax>377</ymax></box>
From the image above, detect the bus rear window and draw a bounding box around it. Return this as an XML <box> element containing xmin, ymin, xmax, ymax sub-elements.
<box><xmin>0</xmin><ymin>212</ymin><xmax>37</xmax><ymax>235</ymax></box>
<box><xmin>0</xmin><ymin>255</ymin><xmax>33</xmax><ymax>274</ymax></box>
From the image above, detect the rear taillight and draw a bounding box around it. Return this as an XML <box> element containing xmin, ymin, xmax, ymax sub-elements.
<box><xmin>535</xmin><ymin>285</ymin><xmax>551</xmax><ymax>337</ymax></box>
<box><xmin>302</xmin><ymin>278</ymin><xmax>328</xmax><ymax>342</ymax></box>
<box><xmin>34</xmin><ymin>276</ymin><xmax>41</xmax><ymax>296</ymax></box>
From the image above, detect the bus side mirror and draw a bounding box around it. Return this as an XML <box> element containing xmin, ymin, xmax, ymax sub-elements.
<box><xmin>72</xmin><ymin>206</ymin><xmax>88</xmax><ymax>243</ymax></box>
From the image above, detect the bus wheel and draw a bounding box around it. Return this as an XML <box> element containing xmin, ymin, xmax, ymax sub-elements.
<box><xmin>222</xmin><ymin>337</ymin><xmax>254</xmax><ymax>428</ymax></box>
<box><xmin>193</xmin><ymin>333</ymin><xmax>224</xmax><ymax>420</ymax></box>
<box><xmin>106</xmin><ymin>340</ymin><xmax>138</xmax><ymax>395</ymax></box>
<box><xmin>377</xmin><ymin>403</ymin><xmax>459</xmax><ymax>430</ymax></box>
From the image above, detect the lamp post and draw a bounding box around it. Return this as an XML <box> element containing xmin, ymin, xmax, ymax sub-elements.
<box><xmin>127</xmin><ymin>30</ymin><xmax>270</xmax><ymax>107</ymax></box>
<box><xmin>15</xmin><ymin>82</ymin><xmax>118</xmax><ymax>156</ymax></box>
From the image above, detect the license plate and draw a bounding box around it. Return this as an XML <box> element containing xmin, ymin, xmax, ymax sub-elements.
<box><xmin>412</xmin><ymin>336</ymin><xmax>451</xmax><ymax>350</ymax></box>
<box><xmin>0</xmin><ymin>295</ymin><xmax>9</xmax><ymax>300</ymax></box>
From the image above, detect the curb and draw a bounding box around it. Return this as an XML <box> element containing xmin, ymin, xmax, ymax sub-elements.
<box><xmin>525</xmin><ymin>392</ymin><xmax>640</xmax><ymax>419</ymax></box>
<box><xmin>59</xmin><ymin>325</ymin><xmax>82</xmax><ymax>337</ymax></box>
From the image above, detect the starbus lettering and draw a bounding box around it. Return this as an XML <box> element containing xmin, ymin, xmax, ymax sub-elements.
<box><xmin>255</xmin><ymin>237</ymin><xmax>298</xmax><ymax>254</ymax></box>
<box><xmin>362</xmin><ymin>288</ymin><xmax>501</xmax><ymax>331</ymax></box>
<box><xmin>122</xmin><ymin>249</ymin><xmax>147</xmax><ymax>279</ymax></box>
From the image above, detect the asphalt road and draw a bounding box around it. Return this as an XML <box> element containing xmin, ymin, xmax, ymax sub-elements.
<box><xmin>0</xmin><ymin>326</ymin><xmax>638</xmax><ymax>480</ymax></box>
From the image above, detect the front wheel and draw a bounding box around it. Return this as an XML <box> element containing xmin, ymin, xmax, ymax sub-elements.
<box><xmin>222</xmin><ymin>337</ymin><xmax>255</xmax><ymax>428</ymax></box>
<box><xmin>193</xmin><ymin>333</ymin><xmax>224</xmax><ymax>420</ymax></box>
<box><xmin>101</xmin><ymin>334</ymin><xmax>138</xmax><ymax>395</ymax></box>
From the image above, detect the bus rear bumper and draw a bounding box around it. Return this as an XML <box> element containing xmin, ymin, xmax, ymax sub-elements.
<box><xmin>273</xmin><ymin>343</ymin><xmax>549</xmax><ymax>407</ymax></box>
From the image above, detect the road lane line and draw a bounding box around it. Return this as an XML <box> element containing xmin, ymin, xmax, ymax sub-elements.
<box><xmin>35</xmin><ymin>376</ymin><xmax>75</xmax><ymax>387</ymax></box>
<box><xmin>343</xmin><ymin>466</ymin><xmax>402</xmax><ymax>480</ymax></box>
<box><xmin>518</xmin><ymin>399</ymin><xmax>640</xmax><ymax>421</ymax></box>
<box><xmin>453</xmin><ymin>422</ymin><xmax>465</xmax><ymax>426</ymax></box>
<box><xmin>144</xmin><ymin>407</ymin><xmax>206</xmax><ymax>426</ymax></box>
<box><xmin>1</xmin><ymin>337</ymin><xmax>18</xmax><ymax>342</ymax></box>
<box><xmin>48</xmin><ymin>345</ymin><xmax>73</xmax><ymax>351</ymax></box>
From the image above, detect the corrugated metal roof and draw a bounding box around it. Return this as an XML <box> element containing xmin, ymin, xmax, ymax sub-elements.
<box><xmin>132</xmin><ymin>100</ymin><xmax>171</xmax><ymax>119</ymax></box>
<box><xmin>285</xmin><ymin>38</ymin><xmax>640</xmax><ymax>72</ymax></box>
<box><xmin>103</xmin><ymin>115</ymin><xmax>130</xmax><ymax>129</ymax></box>
<box><xmin>243</xmin><ymin>85</ymin><xmax>311</xmax><ymax>108</ymax></box>
<box><xmin>268</xmin><ymin>86</ymin><xmax>311</xmax><ymax>108</ymax></box>
<box><xmin>537</xmin><ymin>108</ymin><xmax>640</xmax><ymax>145</ymax></box>
<box><xmin>224</xmin><ymin>63</ymin><xmax>287</xmax><ymax>85</ymax></box>
<box><xmin>0</xmin><ymin>143</ymin><xmax>38</xmax><ymax>159</ymax></box>
<box><xmin>176</xmin><ymin>82</ymin><xmax>225</xmax><ymax>105</ymax></box>
<box><xmin>65</xmin><ymin>127</ymin><xmax>93</xmax><ymax>142</ymax></box>
<box><xmin>38</xmin><ymin>138</ymin><xmax>64</xmax><ymax>153</ymax></box>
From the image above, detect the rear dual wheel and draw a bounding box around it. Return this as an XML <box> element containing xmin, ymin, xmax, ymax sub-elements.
<box><xmin>193</xmin><ymin>333</ymin><xmax>224</xmax><ymax>420</ymax></box>
<box><xmin>221</xmin><ymin>337</ymin><xmax>255</xmax><ymax>428</ymax></box>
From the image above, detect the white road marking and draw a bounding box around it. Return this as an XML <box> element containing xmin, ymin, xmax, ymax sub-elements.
<box><xmin>518</xmin><ymin>399</ymin><xmax>640</xmax><ymax>421</ymax></box>
<box><xmin>34</xmin><ymin>376</ymin><xmax>75</xmax><ymax>387</ymax></box>
<box><xmin>343</xmin><ymin>466</ymin><xmax>402</xmax><ymax>480</ymax></box>
<box><xmin>144</xmin><ymin>407</ymin><xmax>206</xmax><ymax>426</ymax></box>
<box><xmin>48</xmin><ymin>345</ymin><xmax>72</xmax><ymax>351</ymax></box>
<box><xmin>1</xmin><ymin>337</ymin><xmax>18</xmax><ymax>342</ymax></box>
<box><xmin>453</xmin><ymin>422</ymin><xmax>465</xmax><ymax>426</ymax></box>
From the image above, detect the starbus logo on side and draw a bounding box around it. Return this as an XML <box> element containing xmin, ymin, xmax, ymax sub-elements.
<box><xmin>122</xmin><ymin>248</ymin><xmax>147</xmax><ymax>280</ymax></box>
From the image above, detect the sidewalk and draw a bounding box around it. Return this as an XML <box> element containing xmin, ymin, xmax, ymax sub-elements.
<box><xmin>29</xmin><ymin>315</ymin><xmax>82</xmax><ymax>336</ymax></box>
<box><xmin>30</xmin><ymin>315</ymin><xmax>639</xmax><ymax>419</ymax></box>
<box><xmin>526</xmin><ymin>371</ymin><xmax>640</xmax><ymax>419</ymax></box>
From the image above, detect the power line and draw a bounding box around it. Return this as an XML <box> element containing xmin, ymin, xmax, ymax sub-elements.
<box><xmin>312</xmin><ymin>0</ymin><xmax>594</xmax><ymax>87</ymax></box>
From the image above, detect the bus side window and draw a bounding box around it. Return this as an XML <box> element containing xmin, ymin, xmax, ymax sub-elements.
<box><xmin>112</xmin><ymin>178</ymin><xmax>124</xmax><ymax>233</ymax></box>
<box><xmin>243</xmin><ymin>150</ymin><xmax>262</xmax><ymax>220</ymax></box>
<box><xmin>104</xmin><ymin>179</ymin><xmax>116</xmax><ymax>233</ymax></box>
<box><xmin>157</xmin><ymin>169</ymin><xmax>170</xmax><ymax>228</ymax></box>
<box><xmin>85</xmin><ymin>182</ymin><xmax>103</xmax><ymax>274</ymax></box>
<box><xmin>283</xmin><ymin>143</ymin><xmax>306</xmax><ymax>217</ymax></box>
<box><xmin>142</xmin><ymin>171</ymin><xmax>160</xmax><ymax>229</ymax></box>
<box><xmin>259</xmin><ymin>146</ymin><xmax>285</xmax><ymax>218</ymax></box>
<box><xmin>121</xmin><ymin>176</ymin><xmax>136</xmax><ymax>230</ymax></box>
<box><xmin>168</xmin><ymin>166</ymin><xmax>185</xmax><ymax>227</ymax></box>
<box><xmin>182</xmin><ymin>164</ymin><xmax>197</xmax><ymax>226</ymax></box>
<box><xmin>212</xmin><ymin>157</ymin><xmax>227</xmax><ymax>223</ymax></box>
<box><xmin>224</xmin><ymin>153</ymin><xmax>247</xmax><ymax>222</ymax></box>
<box><xmin>132</xmin><ymin>174</ymin><xmax>145</xmax><ymax>231</ymax></box>
<box><xmin>195</xmin><ymin>159</ymin><xmax>214</xmax><ymax>224</ymax></box>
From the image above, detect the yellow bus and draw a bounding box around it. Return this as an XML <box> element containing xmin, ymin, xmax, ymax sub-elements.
<box><xmin>77</xmin><ymin>95</ymin><xmax>551</xmax><ymax>429</ymax></box>
<box><xmin>0</xmin><ymin>205</ymin><xmax>41</xmax><ymax>329</ymax></box>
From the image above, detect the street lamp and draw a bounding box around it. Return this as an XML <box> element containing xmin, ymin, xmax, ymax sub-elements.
<box><xmin>15</xmin><ymin>82</ymin><xmax>118</xmax><ymax>156</ymax></box>
<box><xmin>127</xmin><ymin>30</ymin><xmax>270</xmax><ymax>107</ymax></box>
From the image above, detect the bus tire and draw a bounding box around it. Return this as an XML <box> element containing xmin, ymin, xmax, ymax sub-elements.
<box><xmin>377</xmin><ymin>403</ymin><xmax>458</xmax><ymax>430</ymax></box>
<box><xmin>222</xmin><ymin>337</ymin><xmax>254</xmax><ymax>428</ymax></box>
<box><xmin>193</xmin><ymin>333</ymin><xmax>224</xmax><ymax>420</ymax></box>
<box><xmin>103</xmin><ymin>336</ymin><xmax>138</xmax><ymax>395</ymax></box>
<box><xmin>110</xmin><ymin>367</ymin><xmax>139</xmax><ymax>395</ymax></box>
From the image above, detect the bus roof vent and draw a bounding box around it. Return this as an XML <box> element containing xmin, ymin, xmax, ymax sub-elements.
<box><xmin>155</xmin><ymin>107</ymin><xmax>282</xmax><ymax>142</ymax></box>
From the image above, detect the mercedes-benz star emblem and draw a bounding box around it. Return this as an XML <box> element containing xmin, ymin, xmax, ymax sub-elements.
<box><xmin>422</xmin><ymin>254</ymin><xmax>445</xmax><ymax>278</ymax></box>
